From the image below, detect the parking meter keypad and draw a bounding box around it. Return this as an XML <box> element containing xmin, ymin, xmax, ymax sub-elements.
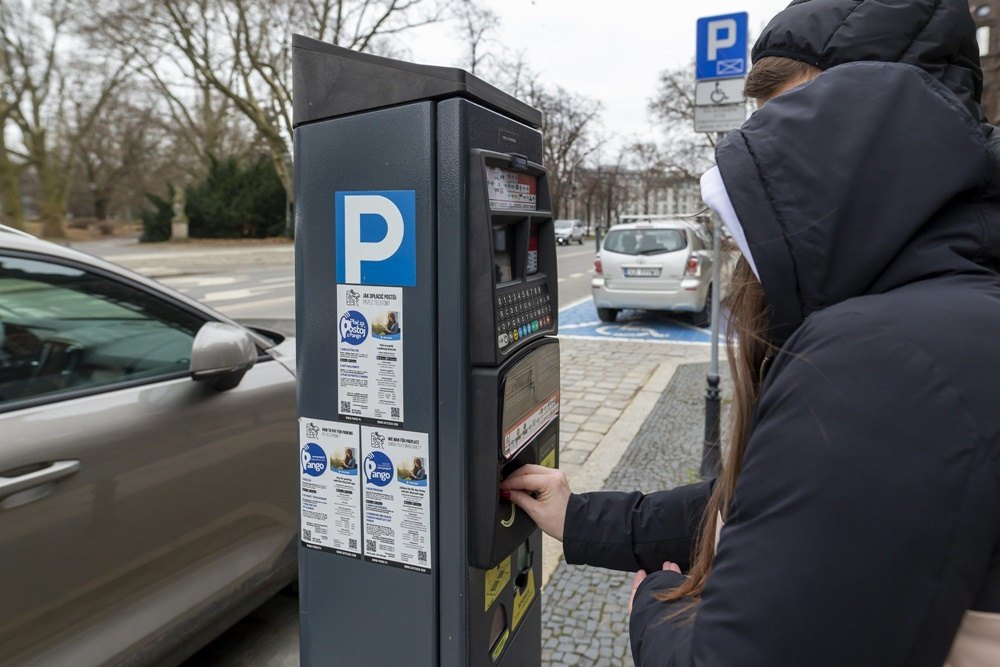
<box><xmin>495</xmin><ymin>284</ymin><xmax>553</xmax><ymax>348</ymax></box>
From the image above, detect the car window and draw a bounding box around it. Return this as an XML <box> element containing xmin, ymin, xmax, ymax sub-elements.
<box><xmin>0</xmin><ymin>255</ymin><xmax>204</xmax><ymax>408</ymax></box>
<box><xmin>602</xmin><ymin>229</ymin><xmax>687</xmax><ymax>255</ymax></box>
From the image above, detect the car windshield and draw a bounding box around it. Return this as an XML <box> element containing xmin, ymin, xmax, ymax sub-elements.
<box><xmin>603</xmin><ymin>228</ymin><xmax>686</xmax><ymax>255</ymax></box>
<box><xmin>553</xmin><ymin>221</ymin><xmax>574</xmax><ymax>231</ymax></box>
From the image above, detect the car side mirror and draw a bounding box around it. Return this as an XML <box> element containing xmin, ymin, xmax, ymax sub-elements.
<box><xmin>190</xmin><ymin>322</ymin><xmax>258</xmax><ymax>390</ymax></box>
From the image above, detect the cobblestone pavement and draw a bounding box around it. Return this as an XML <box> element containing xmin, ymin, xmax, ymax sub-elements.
<box><xmin>542</xmin><ymin>362</ymin><xmax>732</xmax><ymax>667</ymax></box>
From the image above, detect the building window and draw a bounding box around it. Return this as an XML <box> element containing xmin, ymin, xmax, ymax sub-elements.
<box><xmin>979</xmin><ymin>26</ymin><xmax>991</xmax><ymax>56</ymax></box>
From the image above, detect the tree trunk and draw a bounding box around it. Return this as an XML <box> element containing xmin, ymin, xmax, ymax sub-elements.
<box><xmin>94</xmin><ymin>192</ymin><xmax>110</xmax><ymax>221</ymax></box>
<box><xmin>0</xmin><ymin>135</ymin><xmax>25</xmax><ymax>230</ymax></box>
<box><xmin>0</xmin><ymin>166</ymin><xmax>24</xmax><ymax>230</ymax></box>
<box><xmin>37</xmin><ymin>160</ymin><xmax>68</xmax><ymax>238</ymax></box>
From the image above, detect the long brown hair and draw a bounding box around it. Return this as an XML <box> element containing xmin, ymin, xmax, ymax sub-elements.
<box><xmin>656</xmin><ymin>56</ymin><xmax>821</xmax><ymax>604</ymax></box>
<box><xmin>656</xmin><ymin>256</ymin><xmax>773</xmax><ymax>603</ymax></box>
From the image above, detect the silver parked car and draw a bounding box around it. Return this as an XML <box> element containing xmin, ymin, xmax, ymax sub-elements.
<box><xmin>592</xmin><ymin>220</ymin><xmax>713</xmax><ymax>325</ymax></box>
<box><xmin>553</xmin><ymin>219</ymin><xmax>585</xmax><ymax>245</ymax></box>
<box><xmin>0</xmin><ymin>227</ymin><xmax>297</xmax><ymax>666</ymax></box>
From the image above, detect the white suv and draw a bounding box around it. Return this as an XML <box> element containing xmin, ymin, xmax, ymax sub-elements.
<box><xmin>591</xmin><ymin>219</ymin><xmax>713</xmax><ymax>325</ymax></box>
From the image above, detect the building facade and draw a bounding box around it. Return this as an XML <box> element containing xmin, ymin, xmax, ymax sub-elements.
<box><xmin>563</xmin><ymin>168</ymin><xmax>704</xmax><ymax>233</ymax></box>
<box><xmin>972</xmin><ymin>1</ymin><xmax>1000</xmax><ymax>122</ymax></box>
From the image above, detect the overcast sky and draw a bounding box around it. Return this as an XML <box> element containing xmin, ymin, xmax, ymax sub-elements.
<box><xmin>401</xmin><ymin>0</ymin><xmax>793</xmax><ymax>147</ymax></box>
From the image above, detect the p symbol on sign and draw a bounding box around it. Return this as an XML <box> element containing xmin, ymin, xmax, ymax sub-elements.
<box><xmin>344</xmin><ymin>195</ymin><xmax>404</xmax><ymax>284</ymax></box>
<box><xmin>335</xmin><ymin>190</ymin><xmax>416</xmax><ymax>286</ymax></box>
<box><xmin>708</xmin><ymin>19</ymin><xmax>737</xmax><ymax>61</ymax></box>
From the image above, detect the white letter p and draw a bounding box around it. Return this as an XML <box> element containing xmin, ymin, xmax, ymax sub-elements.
<box><xmin>708</xmin><ymin>19</ymin><xmax>737</xmax><ymax>61</ymax></box>
<box><xmin>343</xmin><ymin>195</ymin><xmax>405</xmax><ymax>284</ymax></box>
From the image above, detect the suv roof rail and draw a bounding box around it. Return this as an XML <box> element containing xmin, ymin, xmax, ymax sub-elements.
<box><xmin>0</xmin><ymin>224</ymin><xmax>35</xmax><ymax>239</ymax></box>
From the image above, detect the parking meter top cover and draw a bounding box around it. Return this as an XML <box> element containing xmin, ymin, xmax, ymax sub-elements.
<box><xmin>291</xmin><ymin>35</ymin><xmax>542</xmax><ymax>128</ymax></box>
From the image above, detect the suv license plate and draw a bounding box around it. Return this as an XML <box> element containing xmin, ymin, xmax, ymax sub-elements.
<box><xmin>624</xmin><ymin>267</ymin><xmax>661</xmax><ymax>278</ymax></box>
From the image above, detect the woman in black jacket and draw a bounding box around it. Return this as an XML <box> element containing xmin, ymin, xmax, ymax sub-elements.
<box><xmin>501</xmin><ymin>1</ymin><xmax>1000</xmax><ymax>664</ymax></box>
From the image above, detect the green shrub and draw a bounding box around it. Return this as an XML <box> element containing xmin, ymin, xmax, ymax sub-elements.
<box><xmin>139</xmin><ymin>185</ymin><xmax>174</xmax><ymax>243</ymax></box>
<box><xmin>185</xmin><ymin>155</ymin><xmax>287</xmax><ymax>239</ymax></box>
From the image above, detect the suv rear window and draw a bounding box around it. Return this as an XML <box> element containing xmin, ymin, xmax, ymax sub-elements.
<box><xmin>603</xmin><ymin>228</ymin><xmax>686</xmax><ymax>255</ymax></box>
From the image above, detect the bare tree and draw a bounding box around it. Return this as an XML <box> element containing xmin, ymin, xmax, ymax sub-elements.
<box><xmin>626</xmin><ymin>141</ymin><xmax>667</xmax><ymax>213</ymax></box>
<box><xmin>90</xmin><ymin>0</ymin><xmax>450</xmax><ymax>217</ymax></box>
<box><xmin>532</xmin><ymin>86</ymin><xmax>602</xmax><ymax>219</ymax></box>
<box><xmin>453</xmin><ymin>0</ymin><xmax>498</xmax><ymax>75</ymax></box>
<box><xmin>1</xmin><ymin>0</ymin><xmax>129</xmax><ymax>236</ymax></box>
<box><xmin>648</xmin><ymin>63</ymin><xmax>716</xmax><ymax>178</ymax></box>
<box><xmin>0</xmin><ymin>103</ymin><xmax>25</xmax><ymax>229</ymax></box>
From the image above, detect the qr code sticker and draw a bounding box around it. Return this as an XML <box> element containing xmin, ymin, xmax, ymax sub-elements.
<box><xmin>349</xmin><ymin>538</ymin><xmax>357</xmax><ymax>550</ymax></box>
<box><xmin>366</xmin><ymin>539</ymin><xmax>376</xmax><ymax>552</ymax></box>
<box><xmin>391</xmin><ymin>407</ymin><xmax>400</xmax><ymax>419</ymax></box>
<box><xmin>340</xmin><ymin>400</ymin><xmax>350</xmax><ymax>412</ymax></box>
<box><xmin>303</xmin><ymin>529</ymin><xmax>312</xmax><ymax>542</ymax></box>
<box><xmin>418</xmin><ymin>550</ymin><xmax>427</xmax><ymax>563</ymax></box>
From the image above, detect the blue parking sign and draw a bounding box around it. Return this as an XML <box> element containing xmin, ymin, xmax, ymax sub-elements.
<box><xmin>696</xmin><ymin>13</ymin><xmax>748</xmax><ymax>80</ymax></box>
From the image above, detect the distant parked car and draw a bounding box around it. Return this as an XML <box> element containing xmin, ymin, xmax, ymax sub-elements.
<box><xmin>591</xmin><ymin>219</ymin><xmax>713</xmax><ymax>325</ymax></box>
<box><xmin>553</xmin><ymin>219</ymin><xmax>585</xmax><ymax>245</ymax></box>
<box><xmin>0</xmin><ymin>226</ymin><xmax>297</xmax><ymax>666</ymax></box>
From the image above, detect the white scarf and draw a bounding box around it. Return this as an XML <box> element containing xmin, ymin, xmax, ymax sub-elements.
<box><xmin>700</xmin><ymin>166</ymin><xmax>760</xmax><ymax>281</ymax></box>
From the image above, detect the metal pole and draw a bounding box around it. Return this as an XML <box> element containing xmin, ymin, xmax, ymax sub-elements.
<box><xmin>700</xmin><ymin>132</ymin><xmax>725</xmax><ymax>479</ymax></box>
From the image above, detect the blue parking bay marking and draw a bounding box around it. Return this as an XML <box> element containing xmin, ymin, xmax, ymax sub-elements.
<box><xmin>557</xmin><ymin>300</ymin><xmax>713</xmax><ymax>344</ymax></box>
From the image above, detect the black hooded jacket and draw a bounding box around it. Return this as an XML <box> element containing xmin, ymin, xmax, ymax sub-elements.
<box><xmin>561</xmin><ymin>2</ymin><xmax>1000</xmax><ymax>665</ymax></box>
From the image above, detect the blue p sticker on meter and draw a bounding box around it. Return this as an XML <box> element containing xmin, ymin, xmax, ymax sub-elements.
<box><xmin>335</xmin><ymin>190</ymin><xmax>417</xmax><ymax>286</ymax></box>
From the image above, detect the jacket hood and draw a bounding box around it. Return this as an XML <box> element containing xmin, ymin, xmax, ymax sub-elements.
<box><xmin>754</xmin><ymin>0</ymin><xmax>984</xmax><ymax>120</ymax></box>
<box><xmin>716</xmin><ymin>61</ymin><xmax>1000</xmax><ymax>345</ymax></box>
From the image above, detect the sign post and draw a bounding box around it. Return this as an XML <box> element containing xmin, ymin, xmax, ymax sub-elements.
<box><xmin>695</xmin><ymin>12</ymin><xmax>748</xmax><ymax>478</ymax></box>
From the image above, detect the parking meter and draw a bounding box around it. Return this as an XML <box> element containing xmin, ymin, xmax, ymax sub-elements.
<box><xmin>293</xmin><ymin>37</ymin><xmax>559</xmax><ymax>667</ymax></box>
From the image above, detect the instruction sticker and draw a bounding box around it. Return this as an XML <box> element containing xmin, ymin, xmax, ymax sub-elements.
<box><xmin>300</xmin><ymin>418</ymin><xmax>361</xmax><ymax>558</ymax></box>
<box><xmin>361</xmin><ymin>427</ymin><xmax>431</xmax><ymax>574</ymax></box>
<box><xmin>337</xmin><ymin>285</ymin><xmax>404</xmax><ymax>425</ymax></box>
<box><xmin>486</xmin><ymin>167</ymin><xmax>537</xmax><ymax>211</ymax></box>
<box><xmin>485</xmin><ymin>556</ymin><xmax>512</xmax><ymax>612</ymax></box>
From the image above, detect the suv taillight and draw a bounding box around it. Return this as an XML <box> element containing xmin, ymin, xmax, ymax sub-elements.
<box><xmin>685</xmin><ymin>255</ymin><xmax>700</xmax><ymax>277</ymax></box>
<box><xmin>594</xmin><ymin>257</ymin><xmax>603</xmax><ymax>274</ymax></box>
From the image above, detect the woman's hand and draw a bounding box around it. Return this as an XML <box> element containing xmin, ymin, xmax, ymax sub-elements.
<box><xmin>628</xmin><ymin>562</ymin><xmax>681</xmax><ymax>614</ymax></box>
<box><xmin>498</xmin><ymin>464</ymin><xmax>572</xmax><ymax>541</ymax></box>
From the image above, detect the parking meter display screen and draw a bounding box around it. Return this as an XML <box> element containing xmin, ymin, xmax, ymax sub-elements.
<box><xmin>486</xmin><ymin>167</ymin><xmax>537</xmax><ymax>211</ymax></box>
<box><xmin>493</xmin><ymin>226</ymin><xmax>516</xmax><ymax>283</ymax></box>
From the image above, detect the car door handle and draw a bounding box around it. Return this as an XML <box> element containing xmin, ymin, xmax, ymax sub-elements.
<box><xmin>0</xmin><ymin>460</ymin><xmax>81</xmax><ymax>499</ymax></box>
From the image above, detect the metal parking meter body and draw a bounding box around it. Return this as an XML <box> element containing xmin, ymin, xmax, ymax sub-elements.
<box><xmin>293</xmin><ymin>37</ymin><xmax>559</xmax><ymax>667</ymax></box>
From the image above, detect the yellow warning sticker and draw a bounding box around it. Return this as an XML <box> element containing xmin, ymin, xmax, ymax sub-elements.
<box><xmin>512</xmin><ymin>570</ymin><xmax>536</xmax><ymax>630</ymax></box>
<box><xmin>541</xmin><ymin>449</ymin><xmax>556</xmax><ymax>469</ymax></box>
<box><xmin>485</xmin><ymin>556</ymin><xmax>511</xmax><ymax>612</ymax></box>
